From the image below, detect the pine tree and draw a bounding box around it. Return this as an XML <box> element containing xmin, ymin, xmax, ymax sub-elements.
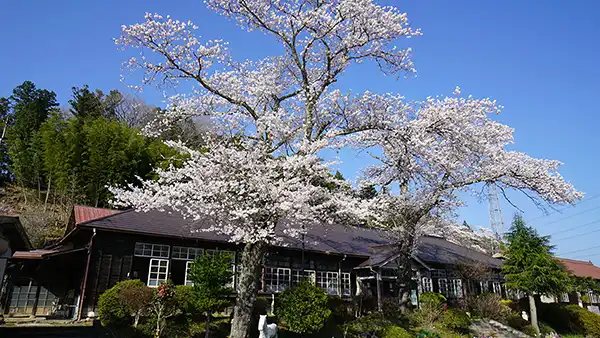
<box><xmin>502</xmin><ymin>214</ymin><xmax>572</xmax><ymax>334</ymax></box>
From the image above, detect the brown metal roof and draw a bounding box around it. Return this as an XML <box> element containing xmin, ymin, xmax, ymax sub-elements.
<box><xmin>557</xmin><ymin>257</ymin><xmax>600</xmax><ymax>280</ymax></box>
<box><xmin>78</xmin><ymin>209</ymin><xmax>388</xmax><ymax>257</ymax></box>
<box><xmin>74</xmin><ymin>208</ymin><xmax>504</xmax><ymax>268</ymax></box>
<box><xmin>12</xmin><ymin>249</ymin><xmax>57</xmax><ymax>259</ymax></box>
<box><xmin>358</xmin><ymin>236</ymin><xmax>503</xmax><ymax>269</ymax></box>
<box><xmin>73</xmin><ymin>205</ymin><xmax>122</xmax><ymax>225</ymax></box>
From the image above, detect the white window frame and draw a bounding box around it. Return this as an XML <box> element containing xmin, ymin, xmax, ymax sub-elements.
<box><xmin>264</xmin><ymin>267</ymin><xmax>292</xmax><ymax>293</ymax></box>
<box><xmin>185</xmin><ymin>261</ymin><xmax>193</xmax><ymax>286</ymax></box>
<box><xmin>172</xmin><ymin>246</ymin><xmax>202</xmax><ymax>260</ymax></box>
<box><xmin>438</xmin><ymin>278</ymin><xmax>448</xmax><ymax>296</ymax></box>
<box><xmin>422</xmin><ymin>277</ymin><xmax>433</xmax><ymax>293</ymax></box>
<box><xmin>316</xmin><ymin>271</ymin><xmax>339</xmax><ymax>295</ymax></box>
<box><xmin>480</xmin><ymin>281</ymin><xmax>490</xmax><ymax>293</ymax></box>
<box><xmin>291</xmin><ymin>269</ymin><xmax>316</xmax><ymax>286</ymax></box>
<box><xmin>449</xmin><ymin>279</ymin><xmax>463</xmax><ymax>298</ymax></box>
<box><xmin>134</xmin><ymin>242</ymin><xmax>170</xmax><ymax>258</ymax></box>
<box><xmin>148</xmin><ymin>258</ymin><xmax>169</xmax><ymax>287</ymax></box>
<box><xmin>342</xmin><ymin>272</ymin><xmax>351</xmax><ymax>296</ymax></box>
<box><xmin>492</xmin><ymin>282</ymin><xmax>502</xmax><ymax>295</ymax></box>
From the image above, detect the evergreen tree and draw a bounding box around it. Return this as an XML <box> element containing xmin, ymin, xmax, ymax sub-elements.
<box><xmin>188</xmin><ymin>252</ymin><xmax>233</xmax><ymax>338</ymax></box>
<box><xmin>69</xmin><ymin>85</ymin><xmax>109</xmax><ymax>119</ymax></box>
<box><xmin>502</xmin><ymin>215</ymin><xmax>572</xmax><ymax>335</ymax></box>
<box><xmin>358</xmin><ymin>184</ymin><xmax>378</xmax><ymax>200</ymax></box>
<box><xmin>7</xmin><ymin>81</ymin><xmax>57</xmax><ymax>190</ymax></box>
<box><xmin>0</xmin><ymin>97</ymin><xmax>12</xmax><ymax>184</ymax></box>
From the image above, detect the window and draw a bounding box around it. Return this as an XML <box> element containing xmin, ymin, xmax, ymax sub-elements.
<box><xmin>342</xmin><ymin>272</ymin><xmax>351</xmax><ymax>296</ymax></box>
<box><xmin>291</xmin><ymin>269</ymin><xmax>316</xmax><ymax>286</ymax></box>
<box><xmin>267</xmin><ymin>255</ymin><xmax>291</xmax><ymax>267</ymax></box>
<box><xmin>316</xmin><ymin>271</ymin><xmax>339</xmax><ymax>295</ymax></box>
<box><xmin>148</xmin><ymin>259</ymin><xmax>169</xmax><ymax>287</ymax></box>
<box><xmin>264</xmin><ymin>267</ymin><xmax>291</xmax><ymax>292</ymax></box>
<box><xmin>185</xmin><ymin>261</ymin><xmax>193</xmax><ymax>286</ymax></box>
<box><xmin>449</xmin><ymin>279</ymin><xmax>463</xmax><ymax>298</ymax></box>
<box><xmin>438</xmin><ymin>278</ymin><xmax>448</xmax><ymax>296</ymax></box>
<box><xmin>589</xmin><ymin>291</ymin><xmax>599</xmax><ymax>304</ymax></box>
<box><xmin>560</xmin><ymin>293</ymin><xmax>570</xmax><ymax>303</ymax></box>
<box><xmin>431</xmin><ymin>270</ymin><xmax>447</xmax><ymax>279</ymax></box>
<box><xmin>422</xmin><ymin>277</ymin><xmax>433</xmax><ymax>293</ymax></box>
<box><xmin>36</xmin><ymin>287</ymin><xmax>58</xmax><ymax>315</ymax></box>
<box><xmin>134</xmin><ymin>243</ymin><xmax>170</xmax><ymax>258</ymax></box>
<box><xmin>172</xmin><ymin>246</ymin><xmax>202</xmax><ymax>260</ymax></box>
<box><xmin>9</xmin><ymin>283</ymin><xmax>38</xmax><ymax>314</ymax></box>
<box><xmin>480</xmin><ymin>281</ymin><xmax>490</xmax><ymax>293</ymax></box>
<box><xmin>492</xmin><ymin>282</ymin><xmax>502</xmax><ymax>295</ymax></box>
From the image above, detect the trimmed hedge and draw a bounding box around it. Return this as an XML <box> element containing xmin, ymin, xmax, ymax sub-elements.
<box><xmin>276</xmin><ymin>280</ymin><xmax>331</xmax><ymax>334</ymax></box>
<box><xmin>98</xmin><ymin>279</ymin><xmax>149</xmax><ymax>326</ymax></box>
<box><xmin>441</xmin><ymin>308</ymin><xmax>471</xmax><ymax>333</ymax></box>
<box><xmin>382</xmin><ymin>325</ymin><xmax>413</xmax><ymax>338</ymax></box>
<box><xmin>539</xmin><ymin>303</ymin><xmax>600</xmax><ymax>336</ymax></box>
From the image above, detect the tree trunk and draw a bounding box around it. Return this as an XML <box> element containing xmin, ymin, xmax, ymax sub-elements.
<box><xmin>133</xmin><ymin>311</ymin><xmax>140</xmax><ymax>328</ymax></box>
<box><xmin>528</xmin><ymin>294</ymin><xmax>539</xmax><ymax>335</ymax></box>
<box><xmin>44</xmin><ymin>176</ymin><xmax>51</xmax><ymax>212</ymax></box>
<box><xmin>204</xmin><ymin>311</ymin><xmax>211</xmax><ymax>338</ymax></box>
<box><xmin>376</xmin><ymin>268</ymin><xmax>382</xmax><ymax>312</ymax></box>
<box><xmin>229</xmin><ymin>241</ymin><xmax>268</xmax><ymax>338</ymax></box>
<box><xmin>396</xmin><ymin>258</ymin><xmax>413</xmax><ymax>312</ymax></box>
<box><xmin>396</xmin><ymin>230</ymin><xmax>416</xmax><ymax>313</ymax></box>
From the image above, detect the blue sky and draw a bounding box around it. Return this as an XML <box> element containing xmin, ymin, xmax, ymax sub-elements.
<box><xmin>2</xmin><ymin>1</ymin><xmax>600</xmax><ymax>264</ymax></box>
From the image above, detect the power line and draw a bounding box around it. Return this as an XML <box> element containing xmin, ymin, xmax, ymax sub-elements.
<box><xmin>554</xmin><ymin>227</ymin><xmax>600</xmax><ymax>242</ymax></box>
<box><xmin>571</xmin><ymin>252</ymin><xmax>600</xmax><ymax>260</ymax></box>
<box><xmin>549</xmin><ymin>218</ymin><xmax>600</xmax><ymax>236</ymax></box>
<box><xmin>544</xmin><ymin>204</ymin><xmax>600</xmax><ymax>228</ymax></box>
<box><xmin>527</xmin><ymin>193</ymin><xmax>600</xmax><ymax>223</ymax></box>
<box><xmin>559</xmin><ymin>244</ymin><xmax>600</xmax><ymax>256</ymax></box>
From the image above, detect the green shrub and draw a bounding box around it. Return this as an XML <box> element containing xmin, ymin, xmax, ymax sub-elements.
<box><xmin>328</xmin><ymin>296</ymin><xmax>354</xmax><ymax>323</ymax></box>
<box><xmin>98</xmin><ymin>284</ymin><xmax>127</xmax><ymax>326</ymax></box>
<box><xmin>522</xmin><ymin>325</ymin><xmax>538</xmax><ymax>336</ymax></box>
<box><xmin>539</xmin><ymin>303</ymin><xmax>600</xmax><ymax>336</ymax></box>
<box><xmin>419</xmin><ymin>292</ymin><xmax>447</xmax><ymax>307</ymax></box>
<box><xmin>505</xmin><ymin>311</ymin><xmax>528</xmax><ymax>330</ymax></box>
<box><xmin>276</xmin><ymin>280</ymin><xmax>331</xmax><ymax>334</ymax></box>
<box><xmin>381</xmin><ymin>298</ymin><xmax>410</xmax><ymax>325</ymax></box>
<box><xmin>173</xmin><ymin>285</ymin><xmax>197</xmax><ymax>315</ymax></box>
<box><xmin>441</xmin><ymin>308</ymin><xmax>471</xmax><ymax>333</ymax></box>
<box><xmin>382</xmin><ymin>325</ymin><xmax>413</xmax><ymax>338</ymax></box>
<box><xmin>415</xmin><ymin>292</ymin><xmax>446</xmax><ymax>329</ymax></box>
<box><xmin>416</xmin><ymin>329</ymin><xmax>441</xmax><ymax>338</ymax></box>
<box><xmin>467</xmin><ymin>293</ymin><xmax>505</xmax><ymax>320</ymax></box>
<box><xmin>564</xmin><ymin>304</ymin><xmax>600</xmax><ymax>336</ymax></box>
<box><xmin>539</xmin><ymin>322</ymin><xmax>555</xmax><ymax>335</ymax></box>
<box><xmin>342</xmin><ymin>313</ymin><xmax>391</xmax><ymax>338</ymax></box>
<box><xmin>98</xmin><ymin>279</ymin><xmax>149</xmax><ymax>327</ymax></box>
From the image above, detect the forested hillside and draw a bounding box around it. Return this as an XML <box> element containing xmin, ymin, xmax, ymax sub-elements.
<box><xmin>0</xmin><ymin>81</ymin><xmax>204</xmax><ymax>247</ymax></box>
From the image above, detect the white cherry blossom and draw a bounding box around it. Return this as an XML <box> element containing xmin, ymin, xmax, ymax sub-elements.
<box><xmin>112</xmin><ymin>1</ymin><xmax>581</xmax><ymax>335</ymax></box>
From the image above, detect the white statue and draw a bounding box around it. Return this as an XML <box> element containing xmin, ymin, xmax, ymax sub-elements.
<box><xmin>521</xmin><ymin>310</ymin><xmax>529</xmax><ymax>322</ymax></box>
<box><xmin>258</xmin><ymin>314</ymin><xmax>278</xmax><ymax>338</ymax></box>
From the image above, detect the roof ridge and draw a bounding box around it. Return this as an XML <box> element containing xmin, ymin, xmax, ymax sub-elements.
<box><xmin>558</xmin><ymin>257</ymin><xmax>594</xmax><ymax>265</ymax></box>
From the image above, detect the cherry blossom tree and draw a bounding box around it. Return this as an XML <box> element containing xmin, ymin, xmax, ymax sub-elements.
<box><xmin>112</xmin><ymin>0</ymin><xmax>581</xmax><ymax>335</ymax></box>
<box><xmin>357</xmin><ymin>87</ymin><xmax>582</xmax><ymax>310</ymax></box>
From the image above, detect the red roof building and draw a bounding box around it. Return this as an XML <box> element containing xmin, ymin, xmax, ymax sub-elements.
<box><xmin>557</xmin><ymin>257</ymin><xmax>600</xmax><ymax>280</ymax></box>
